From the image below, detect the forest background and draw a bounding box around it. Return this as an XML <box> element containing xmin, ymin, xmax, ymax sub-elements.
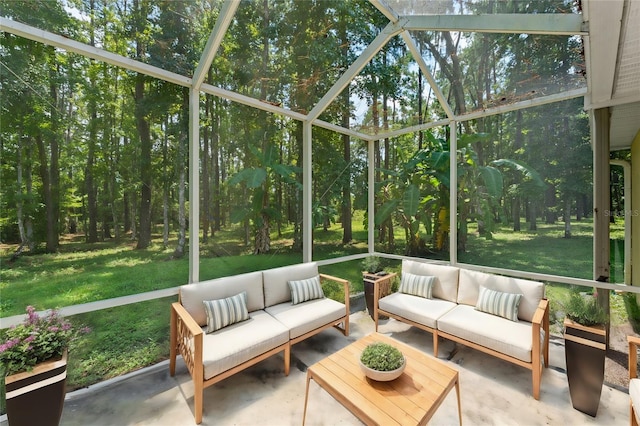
<box><xmin>0</xmin><ymin>0</ymin><xmax>633</xmax><ymax>401</ymax></box>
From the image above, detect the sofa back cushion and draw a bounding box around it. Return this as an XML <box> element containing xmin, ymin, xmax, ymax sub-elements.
<box><xmin>180</xmin><ymin>271</ymin><xmax>264</xmax><ymax>327</ymax></box>
<box><xmin>263</xmin><ymin>262</ymin><xmax>319</xmax><ymax>307</ymax></box>
<box><xmin>402</xmin><ymin>260</ymin><xmax>459</xmax><ymax>303</ymax></box>
<box><xmin>457</xmin><ymin>268</ymin><xmax>544</xmax><ymax>322</ymax></box>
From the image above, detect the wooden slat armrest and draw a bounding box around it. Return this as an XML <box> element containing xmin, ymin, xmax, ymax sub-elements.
<box><xmin>531</xmin><ymin>299</ymin><xmax>549</xmax><ymax>326</ymax></box>
<box><xmin>172</xmin><ymin>302</ymin><xmax>203</xmax><ymax>338</ymax></box>
<box><xmin>629</xmin><ymin>336</ymin><xmax>640</xmax><ymax>379</ymax></box>
<box><xmin>319</xmin><ymin>273</ymin><xmax>350</xmax><ymax>299</ymax></box>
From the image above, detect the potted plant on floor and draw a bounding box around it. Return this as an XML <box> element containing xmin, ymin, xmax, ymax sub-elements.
<box><xmin>359</xmin><ymin>342</ymin><xmax>406</xmax><ymax>381</ymax></box>
<box><xmin>361</xmin><ymin>256</ymin><xmax>395</xmax><ymax>320</ymax></box>
<box><xmin>1</xmin><ymin>306</ymin><xmax>90</xmax><ymax>426</ymax></box>
<box><xmin>563</xmin><ymin>289</ymin><xmax>608</xmax><ymax>417</ymax></box>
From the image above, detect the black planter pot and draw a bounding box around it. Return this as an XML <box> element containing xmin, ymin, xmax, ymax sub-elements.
<box><xmin>363</xmin><ymin>272</ymin><xmax>391</xmax><ymax>321</ymax></box>
<box><xmin>4</xmin><ymin>350</ymin><xmax>67</xmax><ymax>426</ymax></box>
<box><xmin>564</xmin><ymin>318</ymin><xmax>606</xmax><ymax>417</ymax></box>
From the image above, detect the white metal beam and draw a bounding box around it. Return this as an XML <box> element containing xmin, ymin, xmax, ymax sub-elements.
<box><xmin>312</xmin><ymin>119</ymin><xmax>374</xmax><ymax>142</ymax></box>
<box><xmin>582</xmin><ymin>0</ymin><xmax>624</xmax><ymax>108</ymax></box>
<box><xmin>453</xmin><ymin>87</ymin><xmax>587</xmax><ymax>121</ymax></box>
<box><xmin>373</xmin><ymin>88</ymin><xmax>587</xmax><ymax>141</ymax></box>
<box><xmin>192</xmin><ymin>0</ymin><xmax>240</xmax><ymax>90</ymax></box>
<box><xmin>401</xmin><ymin>31</ymin><xmax>455</xmax><ymax>119</ymax></box>
<box><xmin>403</xmin><ymin>13</ymin><xmax>586</xmax><ymax>35</ymax></box>
<box><xmin>368</xmin><ymin>0</ymin><xmax>400</xmax><ymax>23</ymax></box>
<box><xmin>376</xmin><ymin>118</ymin><xmax>452</xmax><ymax>140</ymax></box>
<box><xmin>0</xmin><ymin>18</ymin><xmax>192</xmax><ymax>87</ymax></box>
<box><xmin>367</xmin><ymin>140</ymin><xmax>375</xmax><ymax>253</ymax></box>
<box><xmin>307</xmin><ymin>20</ymin><xmax>405</xmax><ymax>121</ymax></box>
<box><xmin>188</xmin><ymin>88</ymin><xmax>200</xmax><ymax>283</ymax></box>
<box><xmin>449</xmin><ymin>122</ymin><xmax>458</xmax><ymax>265</ymax></box>
<box><xmin>303</xmin><ymin>121</ymin><xmax>313</xmax><ymax>262</ymax></box>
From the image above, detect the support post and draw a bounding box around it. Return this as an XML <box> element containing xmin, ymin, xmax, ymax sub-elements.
<box><xmin>449</xmin><ymin>121</ymin><xmax>457</xmax><ymax>265</ymax></box>
<box><xmin>368</xmin><ymin>139</ymin><xmax>376</xmax><ymax>254</ymax></box>
<box><xmin>592</xmin><ymin>108</ymin><xmax>610</xmax><ymax>344</ymax></box>
<box><xmin>303</xmin><ymin>121</ymin><xmax>313</xmax><ymax>263</ymax></box>
<box><xmin>188</xmin><ymin>88</ymin><xmax>200</xmax><ymax>283</ymax></box>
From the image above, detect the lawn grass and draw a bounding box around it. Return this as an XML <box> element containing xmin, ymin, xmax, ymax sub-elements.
<box><xmin>0</xmin><ymin>213</ymin><xmax>630</xmax><ymax>398</ymax></box>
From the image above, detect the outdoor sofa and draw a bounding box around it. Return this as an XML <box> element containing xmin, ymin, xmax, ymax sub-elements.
<box><xmin>169</xmin><ymin>262</ymin><xmax>350</xmax><ymax>424</ymax></box>
<box><xmin>374</xmin><ymin>259</ymin><xmax>549</xmax><ymax>399</ymax></box>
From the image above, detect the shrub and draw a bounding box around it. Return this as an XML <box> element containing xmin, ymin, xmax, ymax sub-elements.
<box><xmin>563</xmin><ymin>290</ymin><xmax>607</xmax><ymax>326</ymax></box>
<box><xmin>360</xmin><ymin>342</ymin><xmax>404</xmax><ymax>371</ymax></box>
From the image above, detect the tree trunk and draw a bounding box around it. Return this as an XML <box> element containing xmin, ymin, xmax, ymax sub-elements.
<box><xmin>135</xmin><ymin>73</ymin><xmax>152</xmax><ymax>249</ymax></box>
<box><xmin>162</xmin><ymin>117</ymin><xmax>170</xmax><ymax>248</ymax></box>
<box><xmin>513</xmin><ymin>197</ymin><xmax>521</xmax><ymax>231</ymax></box>
<box><xmin>202</xmin><ymin>96</ymin><xmax>210</xmax><ymax>242</ymax></box>
<box><xmin>173</xmin><ymin>90</ymin><xmax>189</xmax><ymax>258</ymax></box>
<box><xmin>564</xmin><ymin>197</ymin><xmax>572</xmax><ymax>238</ymax></box>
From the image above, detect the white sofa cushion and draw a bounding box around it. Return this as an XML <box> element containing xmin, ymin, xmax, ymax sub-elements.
<box><xmin>437</xmin><ymin>304</ymin><xmax>533</xmax><ymax>363</ymax></box>
<box><xmin>379</xmin><ymin>292</ymin><xmax>457</xmax><ymax>329</ymax></box>
<box><xmin>457</xmin><ymin>269</ymin><xmax>544</xmax><ymax>322</ymax></box>
<box><xmin>402</xmin><ymin>260</ymin><xmax>460</xmax><ymax>302</ymax></box>
<box><xmin>265</xmin><ymin>298</ymin><xmax>345</xmax><ymax>339</ymax></box>
<box><xmin>180</xmin><ymin>271</ymin><xmax>264</xmax><ymax>326</ymax></box>
<box><xmin>263</xmin><ymin>262</ymin><xmax>319</xmax><ymax>307</ymax></box>
<box><xmin>630</xmin><ymin>378</ymin><xmax>640</xmax><ymax>425</ymax></box>
<box><xmin>201</xmin><ymin>310</ymin><xmax>289</xmax><ymax>380</ymax></box>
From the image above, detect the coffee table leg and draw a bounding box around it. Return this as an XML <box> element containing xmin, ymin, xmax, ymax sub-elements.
<box><xmin>455</xmin><ymin>377</ymin><xmax>462</xmax><ymax>426</ymax></box>
<box><xmin>302</xmin><ymin>370</ymin><xmax>312</xmax><ymax>426</ymax></box>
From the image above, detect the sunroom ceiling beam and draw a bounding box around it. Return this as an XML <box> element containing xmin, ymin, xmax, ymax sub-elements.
<box><xmin>307</xmin><ymin>20</ymin><xmax>405</xmax><ymax>122</ymax></box>
<box><xmin>192</xmin><ymin>0</ymin><xmax>239</xmax><ymax>90</ymax></box>
<box><xmin>455</xmin><ymin>87</ymin><xmax>587</xmax><ymax>121</ymax></box>
<box><xmin>368</xmin><ymin>0</ymin><xmax>400</xmax><ymax>23</ymax></box>
<box><xmin>403</xmin><ymin>14</ymin><xmax>586</xmax><ymax>36</ymax></box>
<box><xmin>401</xmin><ymin>31</ymin><xmax>455</xmax><ymax>119</ymax></box>
<box><xmin>373</xmin><ymin>88</ymin><xmax>587</xmax><ymax>141</ymax></box>
<box><xmin>0</xmin><ymin>18</ymin><xmax>192</xmax><ymax>88</ymax></box>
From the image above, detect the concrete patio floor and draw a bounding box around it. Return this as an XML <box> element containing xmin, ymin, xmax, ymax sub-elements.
<box><xmin>4</xmin><ymin>311</ymin><xmax>630</xmax><ymax>425</ymax></box>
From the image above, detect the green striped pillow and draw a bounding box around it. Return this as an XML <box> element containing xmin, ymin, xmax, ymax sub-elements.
<box><xmin>203</xmin><ymin>291</ymin><xmax>249</xmax><ymax>333</ymax></box>
<box><xmin>475</xmin><ymin>286</ymin><xmax>523</xmax><ymax>322</ymax></box>
<box><xmin>288</xmin><ymin>276</ymin><xmax>324</xmax><ymax>305</ymax></box>
<box><xmin>399</xmin><ymin>272</ymin><xmax>435</xmax><ymax>299</ymax></box>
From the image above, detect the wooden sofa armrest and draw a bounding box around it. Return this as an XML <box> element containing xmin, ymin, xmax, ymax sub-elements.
<box><xmin>371</xmin><ymin>272</ymin><xmax>398</xmax><ymax>301</ymax></box>
<box><xmin>531</xmin><ymin>298</ymin><xmax>549</xmax><ymax>326</ymax></box>
<box><xmin>319</xmin><ymin>273</ymin><xmax>350</xmax><ymax>301</ymax></box>
<box><xmin>531</xmin><ymin>298</ymin><xmax>550</xmax><ymax>367</ymax></box>
<box><xmin>629</xmin><ymin>336</ymin><xmax>640</xmax><ymax>379</ymax></box>
<box><xmin>170</xmin><ymin>302</ymin><xmax>203</xmax><ymax>381</ymax></box>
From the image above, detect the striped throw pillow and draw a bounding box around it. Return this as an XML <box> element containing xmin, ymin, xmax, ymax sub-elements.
<box><xmin>475</xmin><ymin>286</ymin><xmax>523</xmax><ymax>322</ymax></box>
<box><xmin>399</xmin><ymin>272</ymin><xmax>435</xmax><ymax>299</ymax></box>
<box><xmin>288</xmin><ymin>276</ymin><xmax>324</xmax><ymax>305</ymax></box>
<box><xmin>203</xmin><ymin>291</ymin><xmax>249</xmax><ymax>333</ymax></box>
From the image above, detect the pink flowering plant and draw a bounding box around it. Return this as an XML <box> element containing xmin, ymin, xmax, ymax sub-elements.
<box><xmin>0</xmin><ymin>306</ymin><xmax>90</xmax><ymax>376</ymax></box>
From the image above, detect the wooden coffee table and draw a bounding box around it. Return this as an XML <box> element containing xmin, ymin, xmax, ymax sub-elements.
<box><xmin>302</xmin><ymin>332</ymin><xmax>461</xmax><ymax>425</ymax></box>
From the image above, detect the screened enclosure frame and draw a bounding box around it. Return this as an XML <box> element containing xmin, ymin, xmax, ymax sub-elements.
<box><xmin>1</xmin><ymin>0</ymin><xmax>638</xmax><ymax>326</ymax></box>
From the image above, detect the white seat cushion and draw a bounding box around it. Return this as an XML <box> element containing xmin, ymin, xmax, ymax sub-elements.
<box><xmin>630</xmin><ymin>378</ymin><xmax>640</xmax><ymax>424</ymax></box>
<box><xmin>379</xmin><ymin>292</ymin><xmax>457</xmax><ymax>329</ymax></box>
<box><xmin>265</xmin><ymin>298</ymin><xmax>345</xmax><ymax>339</ymax></box>
<box><xmin>201</xmin><ymin>310</ymin><xmax>289</xmax><ymax>380</ymax></box>
<box><xmin>437</xmin><ymin>305</ymin><xmax>533</xmax><ymax>362</ymax></box>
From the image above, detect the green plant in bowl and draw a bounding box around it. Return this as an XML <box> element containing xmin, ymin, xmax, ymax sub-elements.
<box><xmin>360</xmin><ymin>342</ymin><xmax>404</xmax><ymax>371</ymax></box>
